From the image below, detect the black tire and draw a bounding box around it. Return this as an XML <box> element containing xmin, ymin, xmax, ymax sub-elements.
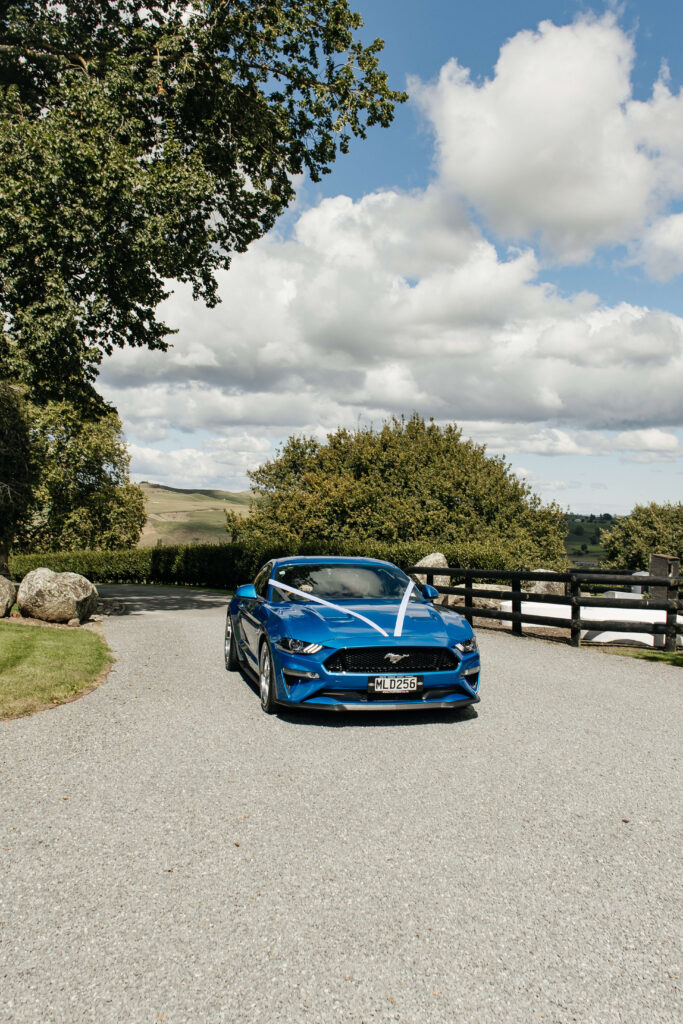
<box><xmin>258</xmin><ymin>641</ymin><xmax>277</xmax><ymax>714</ymax></box>
<box><xmin>224</xmin><ymin>614</ymin><xmax>240</xmax><ymax>670</ymax></box>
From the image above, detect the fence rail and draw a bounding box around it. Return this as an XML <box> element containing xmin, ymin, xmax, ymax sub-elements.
<box><xmin>406</xmin><ymin>566</ymin><xmax>682</xmax><ymax>651</ymax></box>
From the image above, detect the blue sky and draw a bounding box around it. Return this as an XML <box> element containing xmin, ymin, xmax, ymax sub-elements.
<box><xmin>100</xmin><ymin>0</ymin><xmax>683</xmax><ymax>514</ymax></box>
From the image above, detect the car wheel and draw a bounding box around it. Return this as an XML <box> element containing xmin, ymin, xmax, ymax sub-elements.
<box><xmin>258</xmin><ymin>641</ymin><xmax>277</xmax><ymax>714</ymax></box>
<box><xmin>224</xmin><ymin>614</ymin><xmax>240</xmax><ymax>670</ymax></box>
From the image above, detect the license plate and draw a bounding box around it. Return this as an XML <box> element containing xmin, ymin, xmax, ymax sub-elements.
<box><xmin>369</xmin><ymin>675</ymin><xmax>423</xmax><ymax>693</ymax></box>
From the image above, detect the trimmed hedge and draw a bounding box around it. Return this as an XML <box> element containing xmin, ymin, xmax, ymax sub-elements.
<box><xmin>8</xmin><ymin>541</ymin><xmax>422</xmax><ymax>589</ymax></box>
<box><xmin>8</xmin><ymin>536</ymin><xmax>548</xmax><ymax>589</ymax></box>
<box><xmin>10</xmin><ymin>548</ymin><xmax>151</xmax><ymax>584</ymax></box>
<box><xmin>9</xmin><ymin>544</ymin><xmax>262</xmax><ymax>589</ymax></box>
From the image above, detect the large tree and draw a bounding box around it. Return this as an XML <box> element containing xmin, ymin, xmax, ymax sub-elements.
<box><xmin>600</xmin><ymin>502</ymin><xmax>683</xmax><ymax>571</ymax></box>
<box><xmin>226</xmin><ymin>415</ymin><xmax>568</xmax><ymax>569</ymax></box>
<box><xmin>12</xmin><ymin>401</ymin><xmax>146</xmax><ymax>552</ymax></box>
<box><xmin>0</xmin><ymin>0</ymin><xmax>405</xmax><ymax>405</ymax></box>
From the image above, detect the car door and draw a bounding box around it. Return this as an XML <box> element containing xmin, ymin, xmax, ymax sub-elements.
<box><xmin>238</xmin><ymin>562</ymin><xmax>272</xmax><ymax>667</ymax></box>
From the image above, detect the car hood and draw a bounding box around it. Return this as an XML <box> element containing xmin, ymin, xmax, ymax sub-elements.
<box><xmin>274</xmin><ymin>600</ymin><xmax>466</xmax><ymax>644</ymax></box>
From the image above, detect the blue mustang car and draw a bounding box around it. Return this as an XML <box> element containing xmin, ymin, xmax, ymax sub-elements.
<box><xmin>224</xmin><ymin>556</ymin><xmax>481</xmax><ymax>713</ymax></box>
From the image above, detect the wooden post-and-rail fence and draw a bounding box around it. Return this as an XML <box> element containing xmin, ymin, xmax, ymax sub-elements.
<box><xmin>406</xmin><ymin>561</ymin><xmax>682</xmax><ymax>652</ymax></box>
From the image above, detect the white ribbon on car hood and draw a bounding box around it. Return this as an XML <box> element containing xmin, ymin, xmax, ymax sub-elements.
<box><xmin>393</xmin><ymin>580</ymin><xmax>415</xmax><ymax>637</ymax></box>
<box><xmin>268</xmin><ymin>578</ymin><xmax>417</xmax><ymax>639</ymax></box>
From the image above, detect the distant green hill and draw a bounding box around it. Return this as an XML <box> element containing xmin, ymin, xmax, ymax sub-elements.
<box><xmin>564</xmin><ymin>512</ymin><xmax>616</xmax><ymax>565</ymax></box>
<box><xmin>137</xmin><ymin>481</ymin><xmax>250</xmax><ymax>547</ymax></box>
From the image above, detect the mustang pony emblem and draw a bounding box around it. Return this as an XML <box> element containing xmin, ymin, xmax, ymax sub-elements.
<box><xmin>384</xmin><ymin>652</ymin><xmax>410</xmax><ymax>664</ymax></box>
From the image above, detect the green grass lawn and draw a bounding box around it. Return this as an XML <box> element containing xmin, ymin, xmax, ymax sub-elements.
<box><xmin>594</xmin><ymin>645</ymin><xmax>683</xmax><ymax>668</ymax></box>
<box><xmin>0</xmin><ymin>622</ymin><xmax>113</xmax><ymax>719</ymax></box>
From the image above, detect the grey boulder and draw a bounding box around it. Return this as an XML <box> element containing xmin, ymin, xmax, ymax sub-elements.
<box><xmin>413</xmin><ymin>552</ymin><xmax>450</xmax><ymax>586</ymax></box>
<box><xmin>18</xmin><ymin>568</ymin><xmax>98</xmax><ymax>624</ymax></box>
<box><xmin>413</xmin><ymin>554</ymin><xmax>511</xmax><ymax>616</ymax></box>
<box><xmin>0</xmin><ymin>575</ymin><xmax>16</xmax><ymax>617</ymax></box>
<box><xmin>523</xmin><ymin>569</ymin><xmax>565</xmax><ymax>597</ymax></box>
<box><xmin>468</xmin><ymin>581</ymin><xmax>512</xmax><ymax>611</ymax></box>
<box><xmin>413</xmin><ymin>552</ymin><xmax>454</xmax><ymax>605</ymax></box>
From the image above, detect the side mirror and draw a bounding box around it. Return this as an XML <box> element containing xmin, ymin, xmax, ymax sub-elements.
<box><xmin>422</xmin><ymin>584</ymin><xmax>439</xmax><ymax>602</ymax></box>
<box><xmin>235</xmin><ymin>583</ymin><xmax>258</xmax><ymax>599</ymax></box>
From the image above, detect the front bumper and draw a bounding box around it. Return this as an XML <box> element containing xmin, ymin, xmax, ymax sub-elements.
<box><xmin>273</xmin><ymin>645</ymin><xmax>480</xmax><ymax>711</ymax></box>
<box><xmin>287</xmin><ymin>694</ymin><xmax>480</xmax><ymax>712</ymax></box>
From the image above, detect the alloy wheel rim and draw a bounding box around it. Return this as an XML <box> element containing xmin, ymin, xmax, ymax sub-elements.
<box><xmin>260</xmin><ymin>651</ymin><xmax>271</xmax><ymax>704</ymax></box>
<box><xmin>224</xmin><ymin>618</ymin><xmax>232</xmax><ymax>661</ymax></box>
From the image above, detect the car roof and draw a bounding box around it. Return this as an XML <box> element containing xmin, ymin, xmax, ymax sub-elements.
<box><xmin>270</xmin><ymin>555</ymin><xmax>397</xmax><ymax>569</ymax></box>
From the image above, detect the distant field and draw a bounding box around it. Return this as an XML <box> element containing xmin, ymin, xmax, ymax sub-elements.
<box><xmin>564</xmin><ymin>512</ymin><xmax>614</xmax><ymax>565</ymax></box>
<box><xmin>138</xmin><ymin>482</ymin><xmax>250</xmax><ymax>547</ymax></box>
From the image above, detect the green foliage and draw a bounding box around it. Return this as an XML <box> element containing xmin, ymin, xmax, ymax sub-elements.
<box><xmin>0</xmin><ymin>381</ymin><xmax>36</xmax><ymax>552</ymax></box>
<box><xmin>10</xmin><ymin>547</ymin><xmax>154</xmax><ymax>584</ymax></box>
<box><xmin>10</xmin><ymin>541</ymin><xmax>278</xmax><ymax>588</ymax></box>
<box><xmin>600</xmin><ymin>502</ymin><xmax>683</xmax><ymax>571</ymax></box>
<box><xmin>227</xmin><ymin>415</ymin><xmax>568</xmax><ymax>570</ymax></box>
<box><xmin>9</xmin><ymin>531</ymin><xmax>560</xmax><ymax>589</ymax></box>
<box><xmin>13</xmin><ymin>401</ymin><xmax>146</xmax><ymax>551</ymax></box>
<box><xmin>0</xmin><ymin>1</ymin><xmax>405</xmax><ymax>403</ymax></box>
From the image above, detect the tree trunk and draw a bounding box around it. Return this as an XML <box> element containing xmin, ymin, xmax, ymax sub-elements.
<box><xmin>0</xmin><ymin>539</ymin><xmax>10</xmax><ymax>578</ymax></box>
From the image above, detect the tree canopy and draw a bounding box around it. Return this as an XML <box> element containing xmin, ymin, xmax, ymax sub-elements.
<box><xmin>12</xmin><ymin>401</ymin><xmax>146</xmax><ymax>552</ymax></box>
<box><xmin>600</xmin><ymin>502</ymin><xmax>683</xmax><ymax>570</ymax></box>
<box><xmin>0</xmin><ymin>0</ymin><xmax>405</xmax><ymax>405</ymax></box>
<box><xmin>226</xmin><ymin>415</ymin><xmax>568</xmax><ymax>569</ymax></box>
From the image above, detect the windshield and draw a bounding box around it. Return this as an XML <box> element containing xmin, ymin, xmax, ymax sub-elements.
<box><xmin>270</xmin><ymin>563</ymin><xmax>422</xmax><ymax>603</ymax></box>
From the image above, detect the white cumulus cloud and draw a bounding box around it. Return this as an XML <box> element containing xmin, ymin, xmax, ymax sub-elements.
<box><xmin>102</xmin><ymin>186</ymin><xmax>683</xmax><ymax>448</ymax></box>
<box><xmin>634</xmin><ymin>213</ymin><xmax>683</xmax><ymax>281</ymax></box>
<box><xmin>413</xmin><ymin>14</ymin><xmax>683</xmax><ymax>265</ymax></box>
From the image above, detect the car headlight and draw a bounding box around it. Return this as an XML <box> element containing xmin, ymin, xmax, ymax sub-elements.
<box><xmin>454</xmin><ymin>637</ymin><xmax>478</xmax><ymax>654</ymax></box>
<box><xmin>276</xmin><ymin>638</ymin><xmax>324</xmax><ymax>655</ymax></box>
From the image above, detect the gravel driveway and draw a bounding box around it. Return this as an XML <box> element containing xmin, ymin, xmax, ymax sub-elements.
<box><xmin>1</xmin><ymin>586</ymin><xmax>680</xmax><ymax>1023</ymax></box>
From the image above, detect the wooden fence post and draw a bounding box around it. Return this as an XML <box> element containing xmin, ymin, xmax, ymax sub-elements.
<box><xmin>570</xmin><ymin>576</ymin><xmax>581</xmax><ymax>647</ymax></box>
<box><xmin>511</xmin><ymin>574</ymin><xmax>522</xmax><ymax>636</ymax></box>
<box><xmin>665</xmin><ymin>585</ymin><xmax>678</xmax><ymax>653</ymax></box>
<box><xmin>462</xmin><ymin>570</ymin><xmax>473</xmax><ymax>626</ymax></box>
<box><xmin>650</xmin><ymin>554</ymin><xmax>680</xmax><ymax>652</ymax></box>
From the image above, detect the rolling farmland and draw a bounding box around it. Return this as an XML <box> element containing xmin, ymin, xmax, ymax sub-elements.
<box><xmin>138</xmin><ymin>482</ymin><xmax>250</xmax><ymax>547</ymax></box>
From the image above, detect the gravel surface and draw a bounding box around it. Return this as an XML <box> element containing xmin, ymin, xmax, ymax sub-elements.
<box><xmin>1</xmin><ymin>585</ymin><xmax>681</xmax><ymax>1023</ymax></box>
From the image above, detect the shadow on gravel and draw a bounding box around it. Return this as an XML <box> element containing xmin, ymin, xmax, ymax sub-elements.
<box><xmin>97</xmin><ymin>584</ymin><xmax>228</xmax><ymax>615</ymax></box>
<box><xmin>235</xmin><ymin>666</ymin><xmax>478</xmax><ymax>728</ymax></box>
<box><xmin>277</xmin><ymin>705</ymin><xmax>479</xmax><ymax>728</ymax></box>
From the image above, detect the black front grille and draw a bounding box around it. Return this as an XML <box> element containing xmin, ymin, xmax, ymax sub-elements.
<box><xmin>317</xmin><ymin>689</ymin><xmax>414</xmax><ymax>702</ymax></box>
<box><xmin>325</xmin><ymin>646</ymin><xmax>457</xmax><ymax>674</ymax></box>
<box><xmin>312</xmin><ymin>688</ymin><xmax>460</xmax><ymax>703</ymax></box>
